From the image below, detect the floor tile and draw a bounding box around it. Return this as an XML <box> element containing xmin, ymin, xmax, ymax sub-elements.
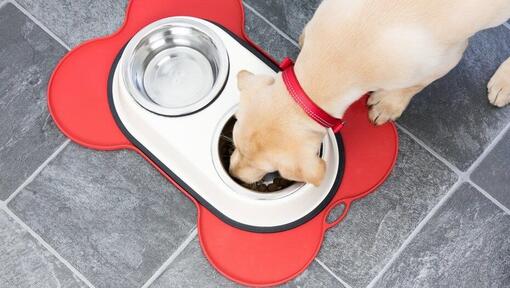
<box><xmin>398</xmin><ymin>26</ymin><xmax>510</xmax><ymax>171</ymax></box>
<box><xmin>471</xmin><ymin>129</ymin><xmax>510</xmax><ymax>210</ymax></box>
<box><xmin>375</xmin><ymin>183</ymin><xmax>510</xmax><ymax>288</ymax></box>
<box><xmin>0</xmin><ymin>3</ymin><xmax>67</xmax><ymax>200</ymax></box>
<box><xmin>0</xmin><ymin>210</ymin><xmax>86</xmax><ymax>288</ymax></box>
<box><xmin>9</xmin><ymin>143</ymin><xmax>197</xmax><ymax>288</ymax></box>
<box><xmin>243</xmin><ymin>0</ymin><xmax>320</xmax><ymax>41</ymax></box>
<box><xmin>16</xmin><ymin>0</ymin><xmax>299</xmax><ymax>62</ymax></box>
<box><xmin>317</xmin><ymin>131</ymin><xmax>458</xmax><ymax>288</ymax></box>
<box><xmin>151</xmin><ymin>238</ymin><xmax>344</xmax><ymax>288</ymax></box>
<box><xmin>150</xmin><ymin>239</ymin><xmax>236</xmax><ymax>288</ymax></box>
<box><xmin>15</xmin><ymin>0</ymin><xmax>128</xmax><ymax>47</ymax></box>
<box><xmin>280</xmin><ymin>262</ymin><xmax>345</xmax><ymax>288</ymax></box>
<box><xmin>244</xmin><ymin>6</ymin><xmax>300</xmax><ymax>62</ymax></box>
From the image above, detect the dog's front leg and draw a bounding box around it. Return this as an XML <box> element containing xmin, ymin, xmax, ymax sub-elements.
<box><xmin>488</xmin><ymin>57</ymin><xmax>510</xmax><ymax>107</ymax></box>
<box><xmin>367</xmin><ymin>85</ymin><xmax>425</xmax><ymax>125</ymax></box>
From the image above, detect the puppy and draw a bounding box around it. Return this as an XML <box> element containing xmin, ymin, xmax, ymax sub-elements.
<box><xmin>230</xmin><ymin>0</ymin><xmax>510</xmax><ymax>186</ymax></box>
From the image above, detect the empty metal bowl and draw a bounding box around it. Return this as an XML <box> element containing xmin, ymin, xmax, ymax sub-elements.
<box><xmin>121</xmin><ymin>17</ymin><xmax>229</xmax><ymax>116</ymax></box>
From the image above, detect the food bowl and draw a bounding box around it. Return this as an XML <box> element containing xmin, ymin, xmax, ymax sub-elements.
<box><xmin>121</xmin><ymin>17</ymin><xmax>229</xmax><ymax>116</ymax></box>
<box><xmin>214</xmin><ymin>112</ymin><xmax>304</xmax><ymax>200</ymax></box>
<box><xmin>110</xmin><ymin>16</ymin><xmax>345</xmax><ymax>232</ymax></box>
<box><xmin>211</xmin><ymin>109</ymin><xmax>336</xmax><ymax>204</ymax></box>
<box><xmin>217</xmin><ymin>116</ymin><xmax>297</xmax><ymax>194</ymax></box>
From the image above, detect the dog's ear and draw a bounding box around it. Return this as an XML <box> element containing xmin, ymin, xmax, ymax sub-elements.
<box><xmin>279</xmin><ymin>155</ymin><xmax>326</xmax><ymax>187</ymax></box>
<box><xmin>237</xmin><ymin>71</ymin><xmax>275</xmax><ymax>91</ymax></box>
<box><xmin>237</xmin><ymin>70</ymin><xmax>255</xmax><ymax>91</ymax></box>
<box><xmin>299</xmin><ymin>156</ymin><xmax>326</xmax><ymax>186</ymax></box>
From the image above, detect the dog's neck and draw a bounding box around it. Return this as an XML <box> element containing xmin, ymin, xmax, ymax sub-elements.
<box><xmin>291</xmin><ymin>56</ymin><xmax>364</xmax><ymax>119</ymax></box>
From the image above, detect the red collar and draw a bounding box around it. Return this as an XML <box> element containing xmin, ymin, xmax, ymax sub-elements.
<box><xmin>279</xmin><ymin>58</ymin><xmax>345</xmax><ymax>133</ymax></box>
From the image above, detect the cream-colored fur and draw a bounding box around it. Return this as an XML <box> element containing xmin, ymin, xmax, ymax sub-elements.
<box><xmin>231</xmin><ymin>0</ymin><xmax>510</xmax><ymax>185</ymax></box>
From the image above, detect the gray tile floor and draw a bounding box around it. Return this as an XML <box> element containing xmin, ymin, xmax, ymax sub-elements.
<box><xmin>0</xmin><ymin>0</ymin><xmax>509</xmax><ymax>287</ymax></box>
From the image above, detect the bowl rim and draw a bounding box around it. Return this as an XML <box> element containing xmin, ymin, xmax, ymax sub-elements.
<box><xmin>120</xmin><ymin>16</ymin><xmax>230</xmax><ymax>116</ymax></box>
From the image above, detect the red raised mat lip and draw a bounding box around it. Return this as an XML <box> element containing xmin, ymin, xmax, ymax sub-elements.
<box><xmin>47</xmin><ymin>0</ymin><xmax>399</xmax><ymax>286</ymax></box>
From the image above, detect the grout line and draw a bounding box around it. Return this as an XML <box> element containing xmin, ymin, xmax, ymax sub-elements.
<box><xmin>465</xmin><ymin>120</ymin><xmax>510</xmax><ymax>176</ymax></box>
<box><xmin>5</xmin><ymin>139</ymin><xmax>70</xmax><ymax>204</ymax></box>
<box><xmin>463</xmin><ymin>120</ymin><xmax>510</xmax><ymax>213</ymax></box>
<box><xmin>314</xmin><ymin>259</ymin><xmax>353</xmax><ymax>288</ymax></box>
<box><xmin>140</xmin><ymin>227</ymin><xmax>198</xmax><ymax>288</ymax></box>
<box><xmin>243</xmin><ymin>2</ymin><xmax>301</xmax><ymax>48</ymax></box>
<box><xmin>365</xmin><ymin>179</ymin><xmax>463</xmax><ymax>288</ymax></box>
<box><xmin>397</xmin><ymin>92</ymin><xmax>510</xmax><ymax>215</ymax></box>
<box><xmin>0</xmin><ymin>205</ymin><xmax>96</xmax><ymax>287</ymax></box>
<box><xmin>470</xmin><ymin>181</ymin><xmax>510</xmax><ymax>215</ymax></box>
<box><xmin>9</xmin><ymin>0</ymin><xmax>71</xmax><ymax>50</ymax></box>
<box><xmin>504</xmin><ymin>22</ymin><xmax>510</xmax><ymax>30</ymax></box>
<box><xmin>396</xmin><ymin>123</ymin><xmax>463</xmax><ymax>175</ymax></box>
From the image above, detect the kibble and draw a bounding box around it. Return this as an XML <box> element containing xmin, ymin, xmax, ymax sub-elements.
<box><xmin>267</xmin><ymin>183</ymin><xmax>280</xmax><ymax>192</ymax></box>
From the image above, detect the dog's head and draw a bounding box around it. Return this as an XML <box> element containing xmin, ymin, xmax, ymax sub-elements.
<box><xmin>229</xmin><ymin>70</ymin><xmax>326</xmax><ymax>186</ymax></box>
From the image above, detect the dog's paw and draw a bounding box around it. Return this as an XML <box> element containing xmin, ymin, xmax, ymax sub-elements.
<box><xmin>367</xmin><ymin>91</ymin><xmax>408</xmax><ymax>125</ymax></box>
<box><xmin>488</xmin><ymin>60</ymin><xmax>510</xmax><ymax>107</ymax></box>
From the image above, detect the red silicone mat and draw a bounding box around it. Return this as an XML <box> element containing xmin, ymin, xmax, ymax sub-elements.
<box><xmin>47</xmin><ymin>0</ymin><xmax>398</xmax><ymax>286</ymax></box>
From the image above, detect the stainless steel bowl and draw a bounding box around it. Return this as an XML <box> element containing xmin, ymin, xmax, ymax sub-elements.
<box><xmin>121</xmin><ymin>17</ymin><xmax>229</xmax><ymax>116</ymax></box>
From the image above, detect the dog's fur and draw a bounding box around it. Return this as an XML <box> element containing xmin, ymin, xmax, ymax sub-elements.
<box><xmin>230</xmin><ymin>0</ymin><xmax>510</xmax><ymax>186</ymax></box>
